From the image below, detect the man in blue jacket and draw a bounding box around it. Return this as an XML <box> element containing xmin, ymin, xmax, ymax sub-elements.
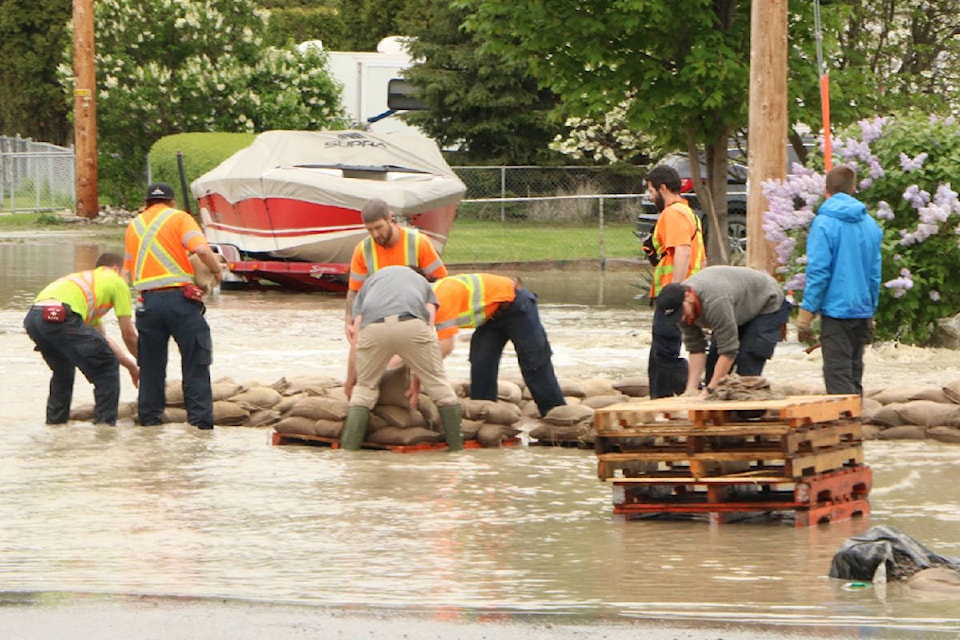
<box><xmin>796</xmin><ymin>166</ymin><xmax>882</xmax><ymax>395</ymax></box>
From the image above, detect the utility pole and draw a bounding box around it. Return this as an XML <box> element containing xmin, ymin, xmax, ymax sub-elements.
<box><xmin>73</xmin><ymin>0</ymin><xmax>98</xmax><ymax>218</ymax></box>
<box><xmin>745</xmin><ymin>0</ymin><xmax>788</xmax><ymax>273</ymax></box>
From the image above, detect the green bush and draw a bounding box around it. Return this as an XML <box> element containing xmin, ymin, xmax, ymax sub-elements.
<box><xmin>147</xmin><ymin>133</ymin><xmax>256</xmax><ymax>209</ymax></box>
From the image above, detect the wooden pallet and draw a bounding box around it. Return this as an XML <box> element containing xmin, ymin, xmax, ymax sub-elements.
<box><xmin>271</xmin><ymin>431</ymin><xmax>520</xmax><ymax>452</ymax></box>
<box><xmin>597</xmin><ymin>443</ymin><xmax>864</xmax><ymax>480</ymax></box>
<box><xmin>611</xmin><ymin>465</ymin><xmax>872</xmax><ymax>506</ymax></box>
<box><xmin>595</xmin><ymin>394</ymin><xmax>861</xmax><ymax>431</ymax></box>
<box><xmin>611</xmin><ymin>466</ymin><xmax>872</xmax><ymax>527</ymax></box>
<box><xmin>596</xmin><ymin>419</ymin><xmax>862</xmax><ymax>456</ymax></box>
<box><xmin>615</xmin><ymin>498</ymin><xmax>871</xmax><ymax>527</ymax></box>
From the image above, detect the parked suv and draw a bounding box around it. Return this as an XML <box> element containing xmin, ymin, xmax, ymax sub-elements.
<box><xmin>636</xmin><ymin>152</ymin><xmax>748</xmax><ymax>260</ymax></box>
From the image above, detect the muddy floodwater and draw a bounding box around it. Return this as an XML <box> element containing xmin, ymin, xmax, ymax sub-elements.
<box><xmin>1</xmin><ymin>233</ymin><xmax>960</xmax><ymax>639</ymax></box>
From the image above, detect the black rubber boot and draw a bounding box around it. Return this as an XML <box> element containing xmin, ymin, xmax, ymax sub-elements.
<box><xmin>438</xmin><ymin>404</ymin><xmax>463</xmax><ymax>452</ymax></box>
<box><xmin>340</xmin><ymin>406</ymin><xmax>370</xmax><ymax>450</ymax></box>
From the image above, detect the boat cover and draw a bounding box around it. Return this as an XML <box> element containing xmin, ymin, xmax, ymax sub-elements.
<box><xmin>190</xmin><ymin>130</ymin><xmax>465</xmax><ymax>214</ymax></box>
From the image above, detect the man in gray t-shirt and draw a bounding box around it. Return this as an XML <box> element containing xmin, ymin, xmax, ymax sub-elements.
<box><xmin>655</xmin><ymin>266</ymin><xmax>792</xmax><ymax>397</ymax></box>
<box><xmin>342</xmin><ymin>266</ymin><xmax>462</xmax><ymax>450</ymax></box>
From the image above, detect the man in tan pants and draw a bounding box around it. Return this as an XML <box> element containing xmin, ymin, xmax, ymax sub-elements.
<box><xmin>343</xmin><ymin>265</ymin><xmax>462</xmax><ymax>450</ymax></box>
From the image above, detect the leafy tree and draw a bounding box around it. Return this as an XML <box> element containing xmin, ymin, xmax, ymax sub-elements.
<box><xmin>339</xmin><ymin>0</ymin><xmax>407</xmax><ymax>50</ymax></box>
<box><xmin>763</xmin><ymin>113</ymin><xmax>960</xmax><ymax>344</ymax></box>
<box><xmin>0</xmin><ymin>0</ymin><xmax>72</xmax><ymax>145</ymax></box>
<box><xmin>59</xmin><ymin>0</ymin><xmax>345</xmax><ymax>206</ymax></box>
<box><xmin>458</xmin><ymin>0</ymin><xmax>756</xmax><ymax>262</ymax></box>
<box><xmin>398</xmin><ymin>0</ymin><xmax>566</xmax><ymax>165</ymax></box>
<box><xmin>260</xmin><ymin>0</ymin><xmax>346</xmax><ymax>49</ymax></box>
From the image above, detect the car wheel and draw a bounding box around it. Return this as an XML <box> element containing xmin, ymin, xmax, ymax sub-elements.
<box><xmin>727</xmin><ymin>213</ymin><xmax>747</xmax><ymax>264</ymax></box>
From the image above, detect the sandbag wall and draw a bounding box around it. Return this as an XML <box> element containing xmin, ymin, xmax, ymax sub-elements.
<box><xmin>68</xmin><ymin>371</ymin><xmax>653</xmax><ymax>448</ymax></box>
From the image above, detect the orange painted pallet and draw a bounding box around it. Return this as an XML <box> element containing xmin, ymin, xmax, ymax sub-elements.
<box><xmin>615</xmin><ymin>497</ymin><xmax>870</xmax><ymax>527</ymax></box>
<box><xmin>611</xmin><ymin>465</ymin><xmax>872</xmax><ymax>507</ymax></box>
<box><xmin>271</xmin><ymin>431</ymin><xmax>520</xmax><ymax>452</ymax></box>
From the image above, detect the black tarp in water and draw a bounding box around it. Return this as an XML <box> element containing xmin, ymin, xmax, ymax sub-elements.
<box><xmin>829</xmin><ymin>525</ymin><xmax>960</xmax><ymax>582</ymax></box>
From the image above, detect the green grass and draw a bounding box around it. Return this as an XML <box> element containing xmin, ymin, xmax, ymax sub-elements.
<box><xmin>443</xmin><ymin>219</ymin><xmax>641</xmax><ymax>264</ymax></box>
<box><xmin>0</xmin><ymin>212</ymin><xmax>642</xmax><ymax>264</ymax></box>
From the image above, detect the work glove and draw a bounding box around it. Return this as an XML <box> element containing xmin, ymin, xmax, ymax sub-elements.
<box><xmin>796</xmin><ymin>308</ymin><xmax>817</xmax><ymax>346</ymax></box>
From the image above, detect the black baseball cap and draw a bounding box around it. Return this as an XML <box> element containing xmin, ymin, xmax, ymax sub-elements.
<box><xmin>655</xmin><ymin>283</ymin><xmax>687</xmax><ymax>317</ymax></box>
<box><xmin>145</xmin><ymin>182</ymin><xmax>175</xmax><ymax>202</ymax></box>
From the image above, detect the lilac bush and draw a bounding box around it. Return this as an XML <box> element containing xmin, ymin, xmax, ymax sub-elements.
<box><xmin>763</xmin><ymin>113</ymin><xmax>960</xmax><ymax>344</ymax></box>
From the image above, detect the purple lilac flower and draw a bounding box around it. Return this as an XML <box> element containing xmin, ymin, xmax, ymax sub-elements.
<box><xmin>884</xmin><ymin>268</ymin><xmax>914</xmax><ymax>298</ymax></box>
<box><xmin>899</xmin><ymin>152</ymin><xmax>929</xmax><ymax>172</ymax></box>
<box><xmin>876</xmin><ymin>201</ymin><xmax>895</xmax><ymax>220</ymax></box>
<box><xmin>930</xmin><ymin>290</ymin><xmax>941</xmax><ymax>302</ymax></box>
<box><xmin>859</xmin><ymin>116</ymin><xmax>888</xmax><ymax>144</ymax></box>
<box><xmin>934</xmin><ymin>183</ymin><xmax>960</xmax><ymax>213</ymax></box>
<box><xmin>903</xmin><ymin>185</ymin><xmax>931</xmax><ymax>208</ymax></box>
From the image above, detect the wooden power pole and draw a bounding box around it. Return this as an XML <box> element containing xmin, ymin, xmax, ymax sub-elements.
<box><xmin>745</xmin><ymin>0</ymin><xmax>788</xmax><ymax>273</ymax></box>
<box><xmin>73</xmin><ymin>0</ymin><xmax>98</xmax><ymax>218</ymax></box>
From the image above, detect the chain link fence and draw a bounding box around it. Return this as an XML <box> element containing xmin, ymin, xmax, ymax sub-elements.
<box><xmin>453</xmin><ymin>165</ymin><xmax>646</xmax><ymax>222</ymax></box>
<box><xmin>0</xmin><ymin>135</ymin><xmax>76</xmax><ymax>212</ymax></box>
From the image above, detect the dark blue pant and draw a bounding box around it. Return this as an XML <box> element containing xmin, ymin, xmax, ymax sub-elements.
<box><xmin>649</xmin><ymin>301</ymin><xmax>688</xmax><ymax>398</ymax></box>
<box><xmin>23</xmin><ymin>304</ymin><xmax>120</xmax><ymax>425</ymax></box>
<box><xmin>136</xmin><ymin>289</ymin><xmax>214</xmax><ymax>428</ymax></box>
<box><xmin>469</xmin><ymin>288</ymin><xmax>566</xmax><ymax>416</ymax></box>
<box><xmin>705</xmin><ymin>299</ymin><xmax>793</xmax><ymax>382</ymax></box>
<box><xmin>820</xmin><ymin>315</ymin><xmax>868</xmax><ymax>395</ymax></box>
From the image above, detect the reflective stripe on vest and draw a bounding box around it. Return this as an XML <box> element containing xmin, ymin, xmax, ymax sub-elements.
<box><xmin>652</xmin><ymin>204</ymin><xmax>704</xmax><ymax>294</ymax></box>
<box><xmin>131</xmin><ymin>208</ymin><xmax>192</xmax><ymax>289</ymax></box>
<box><xmin>64</xmin><ymin>270</ymin><xmax>96</xmax><ymax>324</ymax></box>
<box><xmin>361</xmin><ymin>227</ymin><xmax>419</xmax><ymax>275</ymax></box>
<box><xmin>435</xmin><ymin>274</ymin><xmax>487</xmax><ymax>333</ymax></box>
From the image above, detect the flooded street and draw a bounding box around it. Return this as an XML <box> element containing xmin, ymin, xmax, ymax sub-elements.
<box><xmin>2</xmin><ymin>233</ymin><xmax>960</xmax><ymax>638</ymax></box>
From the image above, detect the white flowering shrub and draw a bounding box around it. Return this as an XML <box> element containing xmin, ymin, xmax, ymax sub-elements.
<box><xmin>550</xmin><ymin>98</ymin><xmax>660</xmax><ymax>165</ymax></box>
<box><xmin>60</xmin><ymin>0</ymin><xmax>345</xmax><ymax>205</ymax></box>
<box><xmin>762</xmin><ymin>113</ymin><xmax>960</xmax><ymax>344</ymax></box>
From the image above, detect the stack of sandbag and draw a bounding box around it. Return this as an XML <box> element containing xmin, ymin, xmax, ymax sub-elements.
<box><xmin>528</xmin><ymin>376</ymin><xmax>647</xmax><ymax>447</ymax></box>
<box><xmin>857</xmin><ymin>381</ymin><xmax>960</xmax><ymax>444</ymax></box>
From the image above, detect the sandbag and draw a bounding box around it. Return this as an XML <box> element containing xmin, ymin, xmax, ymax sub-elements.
<box><xmin>906</xmin><ymin>567</ymin><xmax>960</xmax><ymax>595</ymax></box>
<box><xmin>498</xmin><ymin>380</ymin><xmax>523</xmax><ymax>405</ymax></box>
<box><xmin>377</xmin><ymin>366</ymin><xmax>411</xmax><ymax>408</ymax></box>
<box><xmin>288</xmin><ymin>396</ymin><xmax>349</xmax><ymax>421</ymax></box>
<box><xmin>461</xmin><ymin>399</ymin><xmax>521</xmax><ymax>425</ymax></box>
<box><xmin>869</xmin><ymin>385</ymin><xmax>930</xmax><ymax>405</ymax></box>
<box><xmin>69</xmin><ymin>404</ymin><xmax>96</xmax><ymax>422</ymax></box>
<box><xmin>829</xmin><ymin>525</ymin><xmax>960</xmax><ymax>582</ymax></box>
<box><xmin>189</xmin><ymin>252</ymin><xmax>226</xmax><ymax>295</ymax></box>
<box><xmin>612</xmin><ymin>375</ymin><xmax>649</xmax><ymax>398</ymax></box>
<box><xmin>373</xmin><ymin>404</ymin><xmax>426</xmax><ymax>428</ymax></box>
<box><xmin>559</xmin><ymin>379</ymin><xmax>587</xmax><ymax>398</ymax></box>
<box><xmin>313</xmin><ymin>419</ymin><xmax>344</xmax><ymax>439</ymax></box>
<box><xmin>877</xmin><ymin>425</ymin><xmax>926</xmax><ymax>440</ymax></box>
<box><xmin>543</xmin><ymin>404</ymin><xmax>594</xmax><ymax>426</ymax></box>
<box><xmin>581</xmin><ymin>377</ymin><xmax>617</xmax><ymax>397</ymax></box>
<box><xmin>367</xmin><ymin>426</ymin><xmax>442</xmax><ymax>446</ymax></box>
<box><xmin>529</xmin><ymin>422</ymin><xmax>595</xmax><ymax>446</ymax></box>
<box><xmin>274</xmin><ymin>392</ymin><xmax>306</xmax><ymax>414</ymax></box>
<box><xmin>476</xmin><ymin>423</ymin><xmax>521</xmax><ymax>448</ymax></box>
<box><xmin>213</xmin><ymin>400</ymin><xmax>250</xmax><ymax>425</ymax></box>
<box><xmin>460</xmin><ymin>419</ymin><xmax>483</xmax><ymax>441</ymax></box>
<box><xmin>896</xmin><ymin>400</ymin><xmax>960</xmax><ymax>428</ymax></box>
<box><xmin>868</xmin><ymin>403</ymin><xmax>905</xmax><ymax>427</ymax></box>
<box><xmin>283</xmin><ymin>375</ymin><xmax>343</xmax><ymax>396</ymax></box>
<box><xmin>417</xmin><ymin>395</ymin><xmax>441</xmax><ymax>429</ymax></box>
<box><xmin>273</xmin><ymin>416</ymin><xmax>319</xmax><ymax>436</ymax></box>
<box><xmin>246</xmin><ymin>409</ymin><xmax>282</xmax><ymax>427</ymax></box>
<box><xmin>161</xmin><ymin>407</ymin><xmax>188</xmax><ymax>424</ymax></box>
<box><xmin>580</xmin><ymin>394</ymin><xmax>631</xmax><ymax>409</ymax></box>
<box><xmin>926</xmin><ymin>426</ymin><xmax>960</xmax><ymax>444</ymax></box>
<box><xmin>943</xmin><ymin>379</ymin><xmax>960</xmax><ymax>404</ymax></box>
<box><xmin>908</xmin><ymin>387</ymin><xmax>952</xmax><ymax>404</ymax></box>
<box><xmin>777</xmin><ymin>381</ymin><xmax>825</xmax><ymax>396</ymax></box>
<box><xmin>230</xmin><ymin>386</ymin><xmax>282</xmax><ymax>409</ymax></box>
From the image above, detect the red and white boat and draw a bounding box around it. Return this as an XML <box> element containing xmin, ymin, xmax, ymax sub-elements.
<box><xmin>191</xmin><ymin>129</ymin><xmax>465</xmax><ymax>291</ymax></box>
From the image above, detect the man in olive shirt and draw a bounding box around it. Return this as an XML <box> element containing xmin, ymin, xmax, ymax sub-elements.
<box><xmin>655</xmin><ymin>266</ymin><xmax>791</xmax><ymax>397</ymax></box>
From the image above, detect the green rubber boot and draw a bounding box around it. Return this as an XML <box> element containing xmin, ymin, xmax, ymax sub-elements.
<box><xmin>340</xmin><ymin>406</ymin><xmax>370</xmax><ymax>451</ymax></box>
<box><xmin>438</xmin><ymin>404</ymin><xmax>463</xmax><ymax>452</ymax></box>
